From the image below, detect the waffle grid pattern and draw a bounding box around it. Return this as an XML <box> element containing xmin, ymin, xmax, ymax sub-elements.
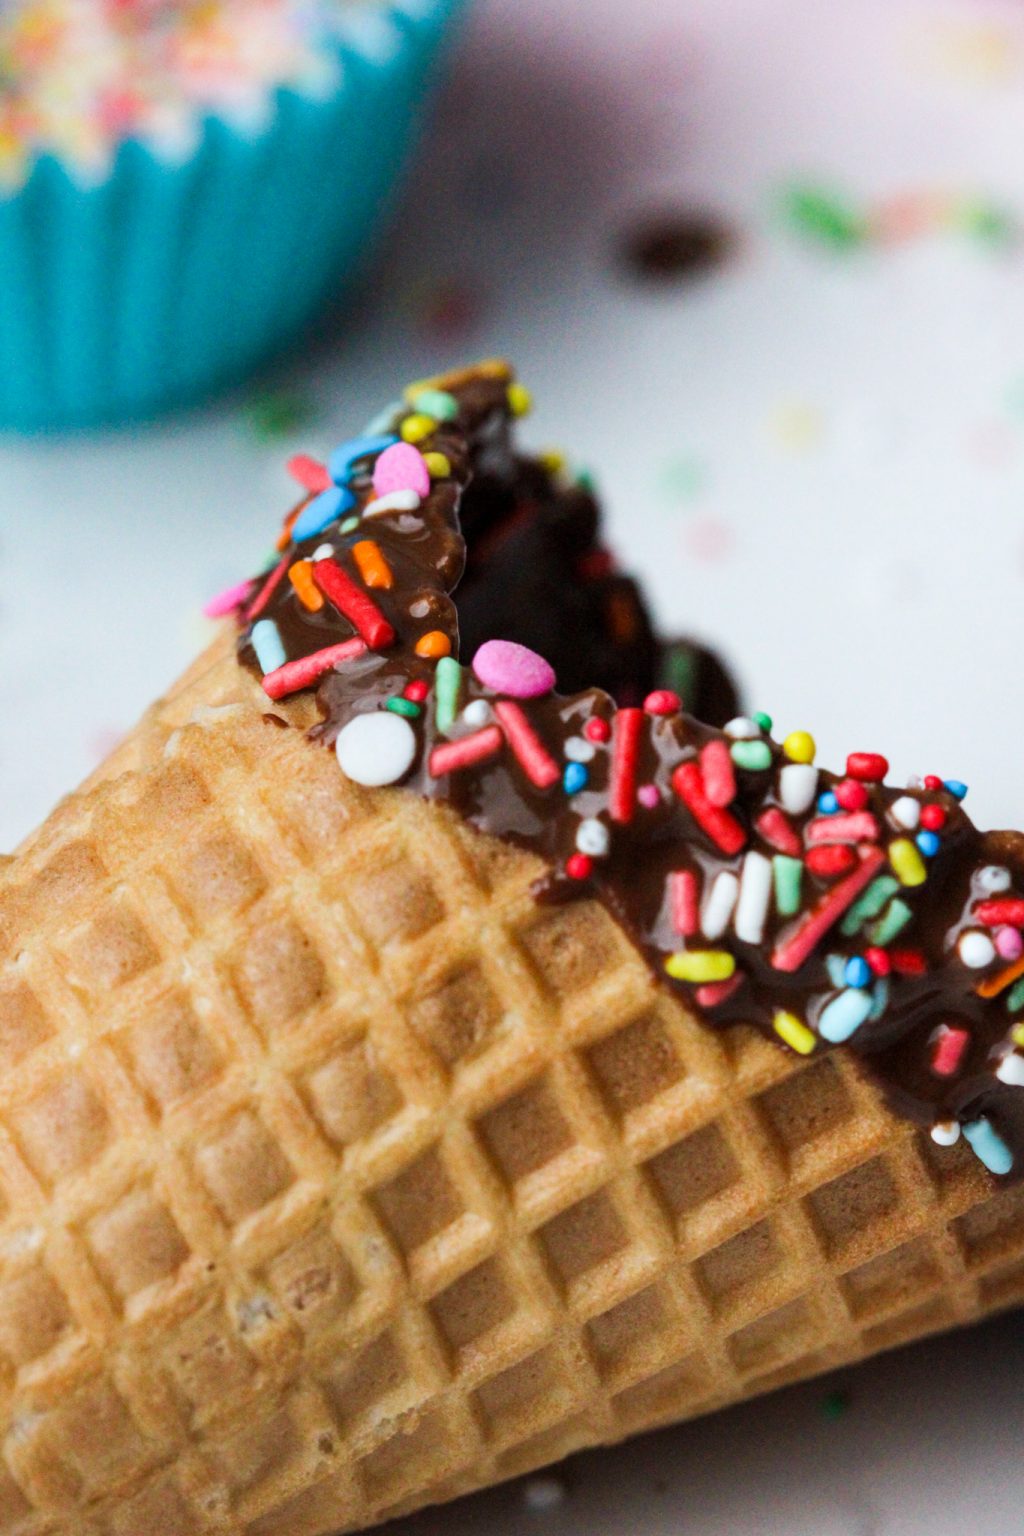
<box><xmin>0</xmin><ymin>650</ymin><xmax>1022</xmax><ymax>1535</ymax></box>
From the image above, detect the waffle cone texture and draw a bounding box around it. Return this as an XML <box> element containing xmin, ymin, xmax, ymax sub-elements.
<box><xmin>1</xmin><ymin>632</ymin><xmax>1022</xmax><ymax>1536</ymax></box>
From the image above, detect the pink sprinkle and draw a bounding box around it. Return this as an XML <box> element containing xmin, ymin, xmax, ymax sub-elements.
<box><xmin>805</xmin><ymin>812</ymin><xmax>879</xmax><ymax>845</ymax></box>
<box><xmin>287</xmin><ymin>454</ymin><xmax>332</xmax><ymax>493</ymax></box>
<box><xmin>203</xmin><ymin>577</ymin><xmax>254</xmax><ymax>619</ymax></box>
<box><xmin>638</xmin><ymin>784</ymin><xmax>661</xmax><ymax>809</ymax></box>
<box><xmin>373</xmin><ymin>442</ymin><xmax>431</xmax><ymax>500</ymax></box>
<box><xmin>700</xmin><ymin>739</ymin><xmax>736</xmax><ymax>808</ymax></box>
<box><xmin>472</xmin><ymin>639</ymin><xmax>556</xmax><ymax>699</ymax></box>
<box><xmin>931</xmin><ymin>1026</ymin><xmax>970</xmax><ymax>1078</ymax></box>
<box><xmin>696</xmin><ymin>974</ymin><xmax>743</xmax><ymax>1009</ymax></box>
<box><xmin>996</xmin><ymin>926</ymin><xmax>1024</xmax><ymax>962</ymax></box>
<box><xmin>669</xmin><ymin>869</ymin><xmax>700</xmax><ymax>937</ymax></box>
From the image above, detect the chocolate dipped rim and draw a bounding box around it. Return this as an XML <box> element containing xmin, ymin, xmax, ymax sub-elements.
<box><xmin>230</xmin><ymin>360</ymin><xmax>1024</xmax><ymax>1185</ymax></box>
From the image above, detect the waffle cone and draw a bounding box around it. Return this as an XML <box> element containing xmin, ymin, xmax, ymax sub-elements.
<box><xmin>1</xmin><ymin>633</ymin><xmax>1022</xmax><ymax>1536</ymax></box>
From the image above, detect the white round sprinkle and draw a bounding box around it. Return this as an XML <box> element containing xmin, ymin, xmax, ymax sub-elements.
<box><xmin>336</xmin><ymin>713</ymin><xmax>416</xmax><ymax>787</ymax></box>
<box><xmin>462</xmin><ymin>699</ymin><xmax>492</xmax><ymax>727</ymax></box>
<box><xmin>364</xmin><ymin>489</ymin><xmax>422</xmax><ymax>518</ymax></box>
<box><xmin>312</xmin><ymin>543</ymin><xmax>334</xmax><ymax>562</ymax></box>
<box><xmin>576</xmin><ymin>818</ymin><xmax>610</xmax><ymax>857</ymax></box>
<box><xmin>564</xmin><ymin>735</ymin><xmax>597</xmax><ymax>763</ymax></box>
<box><xmin>724</xmin><ymin>715</ymin><xmax>760</xmax><ymax>740</ymax></box>
<box><xmin>997</xmin><ymin>1052</ymin><xmax>1024</xmax><ymax>1088</ymax></box>
<box><xmin>931</xmin><ymin>1120</ymin><xmax>961</xmax><ymax>1147</ymax></box>
<box><xmin>958</xmin><ymin>930</ymin><xmax>996</xmax><ymax>969</ymax></box>
<box><xmin>977</xmin><ymin>864</ymin><xmax>1012</xmax><ymax>894</ymax></box>
<box><xmin>779</xmin><ymin>762</ymin><xmax>819</xmax><ymax>816</ymax></box>
<box><xmin>891</xmin><ymin>795</ymin><xmax>920</xmax><ymax>831</ymax></box>
<box><xmin>523</xmin><ymin>1477</ymin><xmax>566</xmax><ymax>1512</ymax></box>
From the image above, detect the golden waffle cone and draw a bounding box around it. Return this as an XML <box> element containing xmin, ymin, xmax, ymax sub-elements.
<box><xmin>2</xmin><ymin>632</ymin><xmax>1024</xmax><ymax>1536</ymax></box>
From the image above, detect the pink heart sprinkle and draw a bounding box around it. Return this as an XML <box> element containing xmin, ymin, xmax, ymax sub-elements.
<box><xmin>472</xmin><ymin>639</ymin><xmax>556</xmax><ymax>699</ymax></box>
<box><xmin>373</xmin><ymin>442</ymin><xmax>431</xmax><ymax>500</ymax></box>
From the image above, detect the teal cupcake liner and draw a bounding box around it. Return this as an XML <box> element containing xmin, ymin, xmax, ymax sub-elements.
<box><xmin>0</xmin><ymin>0</ymin><xmax>466</xmax><ymax>433</ymax></box>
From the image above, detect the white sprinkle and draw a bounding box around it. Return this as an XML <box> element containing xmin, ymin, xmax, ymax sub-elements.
<box><xmin>523</xmin><ymin>1477</ymin><xmax>566</xmax><ymax>1512</ymax></box>
<box><xmin>890</xmin><ymin>795</ymin><xmax>920</xmax><ymax>831</ymax></box>
<box><xmin>564</xmin><ymin>735</ymin><xmax>597</xmax><ymax>763</ymax></box>
<box><xmin>364</xmin><ymin>489</ymin><xmax>422</xmax><ymax>518</ymax></box>
<box><xmin>576</xmin><ymin>818</ymin><xmax>610</xmax><ymax>857</ymax></box>
<box><xmin>779</xmin><ymin>762</ymin><xmax>818</xmax><ymax>815</ymax></box>
<box><xmin>997</xmin><ymin>1052</ymin><xmax>1024</xmax><ymax>1087</ymax></box>
<box><xmin>462</xmin><ymin>699</ymin><xmax>492</xmax><ymax>727</ymax></box>
<box><xmin>958</xmin><ymin>930</ymin><xmax>996</xmax><ymax>969</ymax></box>
<box><xmin>336</xmin><ymin>712</ymin><xmax>417</xmax><ymax>787</ymax></box>
<box><xmin>251</xmin><ymin>618</ymin><xmax>286</xmax><ymax>675</ymax></box>
<box><xmin>312</xmin><ymin>543</ymin><xmax>334</xmax><ymax>561</ymax></box>
<box><xmin>977</xmin><ymin>864</ymin><xmax>1012</xmax><ymax>894</ymax></box>
<box><xmin>724</xmin><ymin>716</ymin><xmax>760</xmax><ymax>739</ymax></box>
<box><xmin>702</xmin><ymin>871</ymin><xmax>739</xmax><ymax>940</ymax></box>
<box><xmin>931</xmin><ymin>1120</ymin><xmax>961</xmax><ymax>1147</ymax></box>
<box><xmin>734</xmin><ymin>852</ymin><xmax>772</xmax><ymax>944</ymax></box>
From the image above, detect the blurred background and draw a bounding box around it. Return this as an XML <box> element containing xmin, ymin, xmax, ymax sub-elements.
<box><xmin>2</xmin><ymin>0</ymin><xmax>1024</xmax><ymax>1529</ymax></box>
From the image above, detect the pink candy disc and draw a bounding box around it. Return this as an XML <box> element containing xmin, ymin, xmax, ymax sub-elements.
<box><xmin>373</xmin><ymin>442</ymin><xmax>430</xmax><ymax>500</ymax></box>
<box><xmin>995</xmin><ymin>926</ymin><xmax>1024</xmax><ymax>962</ymax></box>
<box><xmin>638</xmin><ymin>784</ymin><xmax>661</xmax><ymax>809</ymax></box>
<box><xmin>472</xmin><ymin>639</ymin><xmax>556</xmax><ymax>699</ymax></box>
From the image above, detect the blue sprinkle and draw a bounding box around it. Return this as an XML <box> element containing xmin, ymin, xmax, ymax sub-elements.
<box><xmin>292</xmin><ymin>485</ymin><xmax>354</xmax><ymax>542</ymax></box>
<box><xmin>328</xmin><ymin>433</ymin><xmax>397</xmax><ymax>485</ymax></box>
<box><xmin>817</xmin><ymin>790</ymin><xmax>840</xmax><ymax>815</ymax></box>
<box><xmin>844</xmin><ymin>956</ymin><xmax>871</xmax><ymax>989</ymax></box>
<box><xmin>916</xmin><ymin>830</ymin><xmax>941</xmax><ymax>858</ymax></box>
<box><xmin>251</xmin><ymin>619</ymin><xmax>286</xmax><ymax>675</ymax></box>
<box><xmin>819</xmin><ymin>988</ymin><xmax>873</xmax><ymax>1044</ymax></box>
<box><xmin>564</xmin><ymin>762</ymin><xmax>589</xmax><ymax>795</ymax></box>
<box><xmin>963</xmin><ymin>1118</ymin><xmax>1013</xmax><ymax>1176</ymax></box>
<box><xmin>944</xmin><ymin>779</ymin><xmax>968</xmax><ymax>801</ymax></box>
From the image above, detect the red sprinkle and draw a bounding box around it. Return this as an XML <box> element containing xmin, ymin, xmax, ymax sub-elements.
<box><xmin>403</xmin><ymin>680</ymin><xmax>429</xmax><ymax>704</ymax></box>
<box><xmin>672</xmin><ymin>761</ymin><xmax>747</xmax><ymax>856</ymax></box>
<box><xmin>585</xmin><ymin>717</ymin><xmax>612</xmax><ymax>744</ymax></box>
<box><xmin>806</xmin><ymin>811</ymin><xmax>879</xmax><ymax>845</ymax></box>
<box><xmin>806</xmin><ymin>844</ymin><xmax>857</xmax><ymax>877</ymax></box>
<box><xmin>313</xmin><ymin>558</ymin><xmax>395</xmax><ymax>649</ymax></box>
<box><xmin>429</xmin><ymin>726</ymin><xmax>503</xmax><ymax>778</ymax></box>
<box><xmin>835</xmin><ymin>779</ymin><xmax>869</xmax><ymax>811</ymax></box>
<box><xmin>920</xmin><ymin>803</ymin><xmax>947</xmax><ymax>831</ymax></box>
<box><xmin>286</xmin><ymin>454</ymin><xmax>332</xmax><ymax>493</ymax></box>
<box><xmin>772</xmin><ymin>845</ymin><xmax>886</xmax><ymax>973</ymax></box>
<box><xmin>931</xmin><ymin>1025</ymin><xmax>970</xmax><ymax>1077</ymax></box>
<box><xmin>494</xmin><ymin>701</ymin><xmax>560</xmax><ymax>788</ymax></box>
<box><xmin>891</xmin><ymin>947</ymin><xmax>927</xmax><ymax>976</ymax></box>
<box><xmin>865</xmin><ymin>946</ymin><xmax>892</xmax><ymax>976</ymax></box>
<box><xmin>610</xmin><ymin>708</ymin><xmax>644</xmax><ymax>824</ymax></box>
<box><xmin>975</xmin><ymin>898</ymin><xmax>1024</xmax><ymax>928</ymax></box>
<box><xmin>644</xmin><ymin>689</ymin><xmax>681</xmax><ymax>716</ymax></box>
<box><xmin>669</xmin><ymin>869</ymin><xmax>700</xmax><ymax>937</ymax></box>
<box><xmin>700</xmin><ymin>739</ymin><xmax>736</xmax><ymax>808</ymax></box>
<box><xmin>567</xmin><ymin>853</ymin><xmax>594</xmax><ymax>881</ymax></box>
<box><xmin>695</xmin><ymin>974</ymin><xmax>744</xmax><ymax>1009</ymax></box>
<box><xmin>261</xmin><ymin>638</ymin><xmax>366</xmax><ymax>700</ymax></box>
<box><xmin>756</xmin><ymin>807</ymin><xmax>802</xmax><ymax>857</ymax></box>
<box><xmin>245</xmin><ymin>553</ymin><xmax>291</xmax><ymax>621</ymax></box>
<box><xmin>846</xmin><ymin>752</ymin><xmax>889</xmax><ymax>783</ymax></box>
<box><xmin>923</xmin><ymin>774</ymin><xmax>943</xmax><ymax>792</ymax></box>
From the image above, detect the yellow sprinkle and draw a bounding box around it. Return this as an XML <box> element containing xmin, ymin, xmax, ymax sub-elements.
<box><xmin>1011</xmin><ymin>1024</ymin><xmax>1024</xmax><ymax>1049</ymax></box>
<box><xmin>664</xmin><ymin>950</ymin><xmax>736</xmax><ymax>984</ymax></box>
<box><xmin>401</xmin><ymin>413</ymin><xmax>437</xmax><ymax>444</ymax></box>
<box><xmin>889</xmin><ymin>838</ymin><xmax>927</xmax><ymax>887</ymax></box>
<box><xmin>783</xmin><ymin>730</ymin><xmax>816</xmax><ymax>765</ymax></box>
<box><xmin>423</xmin><ymin>452</ymin><xmax>451</xmax><ymax>479</ymax></box>
<box><xmin>540</xmin><ymin>448</ymin><xmax>566</xmax><ymax>475</ymax></box>
<box><xmin>773</xmin><ymin>1010</ymin><xmax>817</xmax><ymax>1056</ymax></box>
<box><xmin>507</xmin><ymin>382</ymin><xmax>533</xmax><ymax>417</ymax></box>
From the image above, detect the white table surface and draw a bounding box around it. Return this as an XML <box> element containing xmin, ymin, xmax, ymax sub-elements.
<box><xmin>2</xmin><ymin>0</ymin><xmax>1024</xmax><ymax>1529</ymax></box>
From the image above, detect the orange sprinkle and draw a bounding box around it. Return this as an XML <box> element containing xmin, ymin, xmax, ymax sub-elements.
<box><xmin>276</xmin><ymin>502</ymin><xmax>305</xmax><ymax>551</ymax></box>
<box><xmin>977</xmin><ymin>952</ymin><xmax>1024</xmax><ymax>999</ymax></box>
<box><xmin>415</xmin><ymin>630</ymin><xmax>452</xmax><ymax>659</ymax></box>
<box><xmin>288</xmin><ymin>559</ymin><xmax>323</xmax><ymax>611</ymax></box>
<box><xmin>352</xmin><ymin>539</ymin><xmax>393</xmax><ymax>590</ymax></box>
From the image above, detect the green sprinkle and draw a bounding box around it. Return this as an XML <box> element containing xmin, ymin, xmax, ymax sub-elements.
<box><xmin>752</xmin><ymin>711</ymin><xmax>773</xmax><ymax>732</ymax></box>
<box><xmin>869</xmin><ymin>898</ymin><xmax>913</xmax><ymax>947</ymax></box>
<box><xmin>731</xmin><ymin>739</ymin><xmax>772</xmax><ymax>772</ymax></box>
<box><xmin>435</xmin><ymin>655</ymin><xmax>462</xmax><ymax>734</ymax></box>
<box><xmin>773</xmin><ymin>856</ymin><xmax>803</xmax><ymax>916</ymax></box>
<box><xmin>386</xmin><ymin>697</ymin><xmax>421</xmax><ymax>719</ymax></box>
<box><xmin>576</xmin><ymin>468</ymin><xmax>598</xmax><ymax>493</ymax></box>
<box><xmin>1006</xmin><ymin>978</ymin><xmax>1024</xmax><ymax>1013</ymax></box>
<box><xmin>410</xmin><ymin>388</ymin><xmax>459</xmax><ymax>421</ymax></box>
<box><xmin>957</xmin><ymin>201</ymin><xmax>1016</xmax><ymax>248</ymax></box>
<box><xmin>781</xmin><ymin>185</ymin><xmax>867</xmax><ymax>250</ymax></box>
<box><xmin>242</xmin><ymin>389</ymin><xmax>315</xmax><ymax>443</ymax></box>
<box><xmin>840</xmin><ymin>876</ymin><xmax>899</xmax><ymax>936</ymax></box>
<box><xmin>339</xmin><ymin>516</ymin><xmax>360</xmax><ymax>534</ymax></box>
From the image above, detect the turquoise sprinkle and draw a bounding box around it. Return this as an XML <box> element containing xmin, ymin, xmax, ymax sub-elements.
<box><xmin>1007</xmin><ymin>978</ymin><xmax>1024</xmax><ymax>1013</ymax></box>
<box><xmin>773</xmin><ymin>856</ymin><xmax>803</xmax><ymax>916</ymax></box>
<box><xmin>327</xmin><ymin>433</ymin><xmax>396</xmax><ymax>486</ymax></box>
<box><xmin>251</xmin><ymin>619</ymin><xmax>286</xmax><ymax>675</ymax></box>
<box><xmin>841</xmin><ymin>876</ymin><xmax>899</xmax><ymax>936</ymax></box>
<box><xmin>825</xmin><ymin>953</ymin><xmax>848</xmax><ymax>990</ymax></box>
<box><xmin>819</xmin><ymin>988</ymin><xmax>873</xmax><ymax>1044</ymax></box>
<box><xmin>916</xmin><ymin>830</ymin><xmax>941</xmax><ymax>858</ymax></box>
<box><xmin>731</xmin><ymin>739</ymin><xmax>772</xmax><ymax>772</ymax></box>
<box><xmin>817</xmin><ymin>790</ymin><xmax>839</xmax><ymax>815</ymax></box>
<box><xmin>435</xmin><ymin>656</ymin><xmax>462</xmax><ymax>734</ymax></box>
<box><xmin>410</xmin><ymin>389</ymin><xmax>458</xmax><ymax>421</ymax></box>
<box><xmin>844</xmin><ymin>956</ymin><xmax>871</xmax><ymax>989</ymax></box>
<box><xmin>339</xmin><ymin>516</ymin><xmax>360</xmax><ymax>534</ymax></box>
<box><xmin>363</xmin><ymin>401</ymin><xmax>403</xmax><ymax>435</ymax></box>
<box><xmin>869</xmin><ymin>976</ymin><xmax>889</xmax><ymax>1021</ymax></box>
<box><xmin>964</xmin><ymin>1118</ymin><xmax>1013</xmax><ymax>1176</ymax></box>
<box><xmin>944</xmin><ymin>779</ymin><xmax>968</xmax><ymax>801</ymax></box>
<box><xmin>564</xmin><ymin>762</ymin><xmax>588</xmax><ymax>795</ymax></box>
<box><xmin>752</xmin><ymin>711</ymin><xmax>773</xmax><ymax>732</ymax></box>
<box><xmin>386</xmin><ymin>697</ymin><xmax>421</xmax><ymax>719</ymax></box>
<box><xmin>869</xmin><ymin>898</ymin><xmax>913</xmax><ymax>947</ymax></box>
